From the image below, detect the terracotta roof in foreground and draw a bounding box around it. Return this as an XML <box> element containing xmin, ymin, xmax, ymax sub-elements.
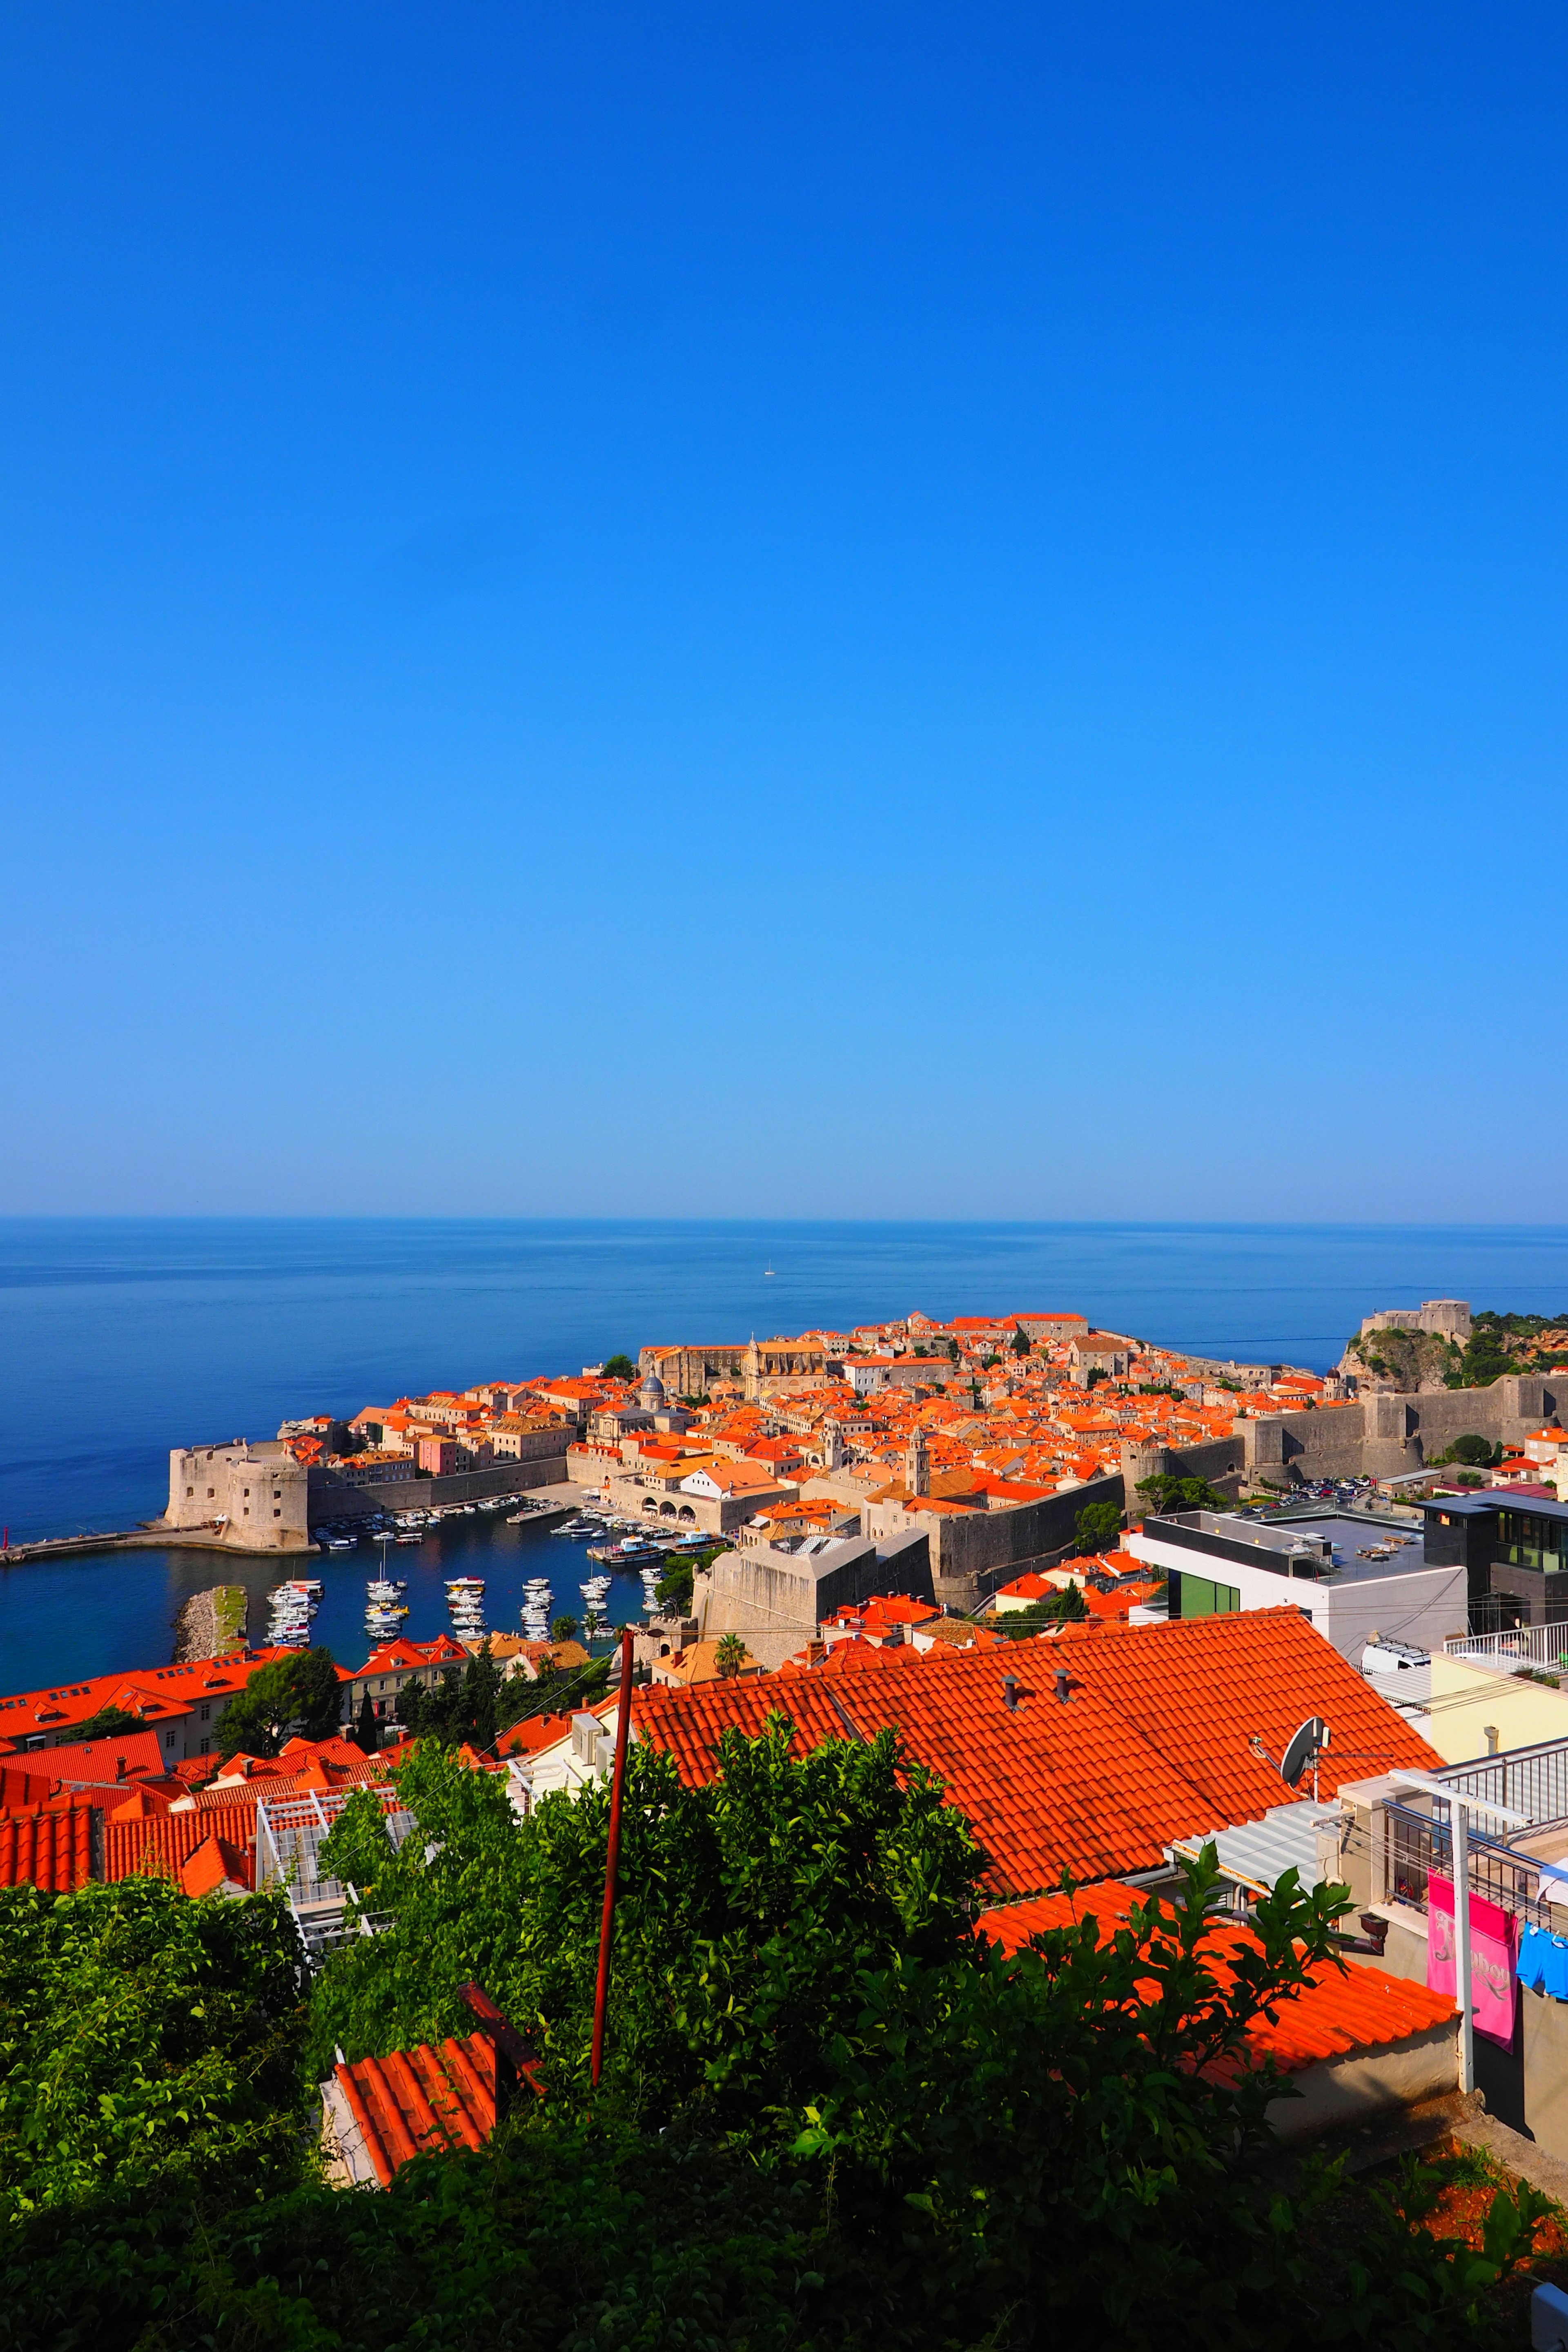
<box><xmin>629</xmin><ymin>1610</ymin><xmax>1441</xmax><ymax>1897</ymax></box>
<box><xmin>977</xmin><ymin>1880</ymin><xmax>1455</xmax><ymax>2073</ymax></box>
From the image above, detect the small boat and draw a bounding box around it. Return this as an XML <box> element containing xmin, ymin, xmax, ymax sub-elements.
<box><xmin>327</xmin><ymin>1535</ymin><xmax>357</xmax><ymax>1552</ymax></box>
<box><xmin>393</xmin><ymin>1531</ymin><xmax>422</xmax><ymax>1545</ymax></box>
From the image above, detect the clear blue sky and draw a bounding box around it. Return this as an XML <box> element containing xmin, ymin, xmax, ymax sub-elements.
<box><xmin>4</xmin><ymin>4</ymin><xmax>1565</xmax><ymax>1220</ymax></box>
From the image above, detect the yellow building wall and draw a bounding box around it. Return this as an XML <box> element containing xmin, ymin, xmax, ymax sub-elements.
<box><xmin>1425</xmin><ymin>1652</ymin><xmax>1568</xmax><ymax>1763</ymax></box>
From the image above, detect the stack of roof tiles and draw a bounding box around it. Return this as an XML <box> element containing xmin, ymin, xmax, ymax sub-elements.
<box><xmin>628</xmin><ymin>1609</ymin><xmax>1441</xmax><ymax>1895</ymax></box>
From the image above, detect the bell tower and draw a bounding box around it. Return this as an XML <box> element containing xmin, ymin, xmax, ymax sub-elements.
<box><xmin>904</xmin><ymin>1428</ymin><xmax>930</xmax><ymax>1498</ymax></box>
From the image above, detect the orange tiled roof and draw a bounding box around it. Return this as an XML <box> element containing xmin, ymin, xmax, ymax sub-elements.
<box><xmin>104</xmin><ymin>1801</ymin><xmax>259</xmax><ymax>1887</ymax></box>
<box><xmin>977</xmin><ymin>1880</ymin><xmax>1455</xmax><ymax>2071</ymax></box>
<box><xmin>630</xmin><ymin>1611</ymin><xmax>1439</xmax><ymax>1897</ymax></box>
<box><xmin>330</xmin><ymin>2033</ymin><xmax>504</xmax><ymax>2186</ymax></box>
<box><xmin>0</xmin><ymin>1801</ymin><xmax>94</xmax><ymax>1891</ymax></box>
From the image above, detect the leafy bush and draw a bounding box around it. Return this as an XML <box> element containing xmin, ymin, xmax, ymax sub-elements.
<box><xmin>307</xmin><ymin>1723</ymin><xmax>983</xmax><ymax>2119</ymax></box>
<box><xmin>1074</xmin><ymin>1498</ymin><xmax>1123</xmax><ymax>1552</ymax></box>
<box><xmin>0</xmin><ymin>1878</ymin><xmax>308</xmax><ymax>2226</ymax></box>
<box><xmin>2</xmin><ymin>1823</ymin><xmax>1554</xmax><ymax>2352</ymax></box>
<box><xmin>1136</xmin><ymin>1472</ymin><xmax>1232</xmax><ymax>1515</ymax></box>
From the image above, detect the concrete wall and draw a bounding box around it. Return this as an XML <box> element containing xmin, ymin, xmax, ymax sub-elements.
<box><xmin>867</xmin><ymin>1473</ymin><xmax>1127</xmax><ymax>1611</ymax></box>
<box><xmin>697</xmin><ymin>1528</ymin><xmax>933</xmax><ymax>1668</ymax></box>
<box><xmin>1129</xmin><ymin>1526</ymin><xmax>1466</xmax><ymax>1662</ymax></box>
<box><xmin>1421</xmin><ymin>1654</ymin><xmax>1568</xmax><ymax>1764</ymax></box>
<box><xmin>1241</xmin><ymin>1376</ymin><xmax>1568</xmax><ymax>1488</ymax></box>
<box><xmin>1265</xmin><ymin>2020</ymin><xmax>1459</xmax><ymax>2143</ymax></box>
<box><xmin>603</xmin><ymin>1468</ymin><xmax>791</xmax><ymax>1536</ymax></box>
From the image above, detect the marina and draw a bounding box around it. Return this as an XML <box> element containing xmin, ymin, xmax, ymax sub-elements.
<box><xmin>0</xmin><ymin>1488</ymin><xmax>656</xmax><ymax>1687</ymax></box>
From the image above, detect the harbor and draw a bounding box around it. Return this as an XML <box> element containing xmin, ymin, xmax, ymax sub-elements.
<box><xmin>0</xmin><ymin>1488</ymin><xmax>675</xmax><ymax>1690</ymax></box>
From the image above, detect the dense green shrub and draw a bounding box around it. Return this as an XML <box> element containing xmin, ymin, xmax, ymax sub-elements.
<box><xmin>0</xmin><ymin>1877</ymin><xmax>309</xmax><ymax>2224</ymax></box>
<box><xmin>0</xmin><ymin>1726</ymin><xmax>1556</xmax><ymax>2352</ymax></box>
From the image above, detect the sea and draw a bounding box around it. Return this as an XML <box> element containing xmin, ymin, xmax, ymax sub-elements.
<box><xmin>3</xmin><ymin>1217</ymin><xmax>1568</xmax><ymax>1694</ymax></box>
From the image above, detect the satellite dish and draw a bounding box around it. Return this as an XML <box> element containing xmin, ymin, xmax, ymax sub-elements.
<box><xmin>1280</xmin><ymin>1716</ymin><xmax>1330</xmax><ymax>1790</ymax></box>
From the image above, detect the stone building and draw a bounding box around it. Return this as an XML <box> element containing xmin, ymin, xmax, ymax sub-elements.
<box><xmin>692</xmin><ymin>1526</ymin><xmax>935</xmax><ymax>1669</ymax></box>
<box><xmin>165</xmin><ymin>1441</ymin><xmax>312</xmax><ymax>1553</ymax></box>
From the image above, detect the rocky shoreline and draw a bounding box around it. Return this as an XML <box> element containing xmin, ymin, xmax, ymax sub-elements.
<box><xmin>173</xmin><ymin>1584</ymin><xmax>248</xmax><ymax>1663</ymax></box>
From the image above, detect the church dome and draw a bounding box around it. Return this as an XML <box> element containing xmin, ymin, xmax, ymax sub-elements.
<box><xmin>639</xmin><ymin>1370</ymin><xmax>667</xmax><ymax>1412</ymax></box>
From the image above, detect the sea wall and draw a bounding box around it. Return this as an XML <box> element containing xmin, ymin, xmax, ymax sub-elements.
<box><xmin>306</xmin><ymin>1452</ymin><xmax>570</xmax><ymax>1522</ymax></box>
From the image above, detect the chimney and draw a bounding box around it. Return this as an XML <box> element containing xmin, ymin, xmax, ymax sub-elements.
<box><xmin>1002</xmin><ymin>1674</ymin><xmax>1020</xmax><ymax>1711</ymax></box>
<box><xmin>1055</xmin><ymin>1666</ymin><xmax>1071</xmax><ymax>1704</ymax></box>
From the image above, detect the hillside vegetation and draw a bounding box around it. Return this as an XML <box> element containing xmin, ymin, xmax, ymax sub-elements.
<box><xmin>1346</xmin><ymin>1309</ymin><xmax>1568</xmax><ymax>1392</ymax></box>
<box><xmin>0</xmin><ymin>1728</ymin><xmax>1558</xmax><ymax>2350</ymax></box>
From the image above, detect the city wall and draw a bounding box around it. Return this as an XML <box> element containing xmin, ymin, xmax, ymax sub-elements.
<box><xmin>1235</xmin><ymin>1374</ymin><xmax>1568</xmax><ymax>1488</ymax></box>
<box><xmin>306</xmin><ymin>1450</ymin><xmax>570</xmax><ymax>1521</ymax></box>
<box><xmin>869</xmin><ymin>1475</ymin><xmax>1128</xmax><ymax>1613</ymax></box>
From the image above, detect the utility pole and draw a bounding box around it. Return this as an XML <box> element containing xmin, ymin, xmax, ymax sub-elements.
<box><xmin>590</xmin><ymin>1626</ymin><xmax>635</xmax><ymax>2089</ymax></box>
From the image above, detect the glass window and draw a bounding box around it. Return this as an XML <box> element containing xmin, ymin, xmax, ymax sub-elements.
<box><xmin>1175</xmin><ymin>1572</ymin><xmax>1241</xmax><ymax>1618</ymax></box>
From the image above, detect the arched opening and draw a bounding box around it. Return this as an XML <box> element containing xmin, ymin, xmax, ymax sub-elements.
<box><xmin>642</xmin><ymin>1496</ymin><xmax>659</xmax><ymax>1513</ymax></box>
<box><xmin>677</xmin><ymin>1505</ymin><xmax>696</xmax><ymax>1523</ymax></box>
<box><xmin>659</xmin><ymin>1501</ymin><xmax>676</xmax><ymax>1517</ymax></box>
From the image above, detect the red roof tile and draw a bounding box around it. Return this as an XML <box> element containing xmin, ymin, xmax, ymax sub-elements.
<box><xmin>332</xmin><ymin>2033</ymin><xmax>502</xmax><ymax>2186</ymax></box>
<box><xmin>630</xmin><ymin>1610</ymin><xmax>1440</xmax><ymax>1897</ymax></box>
<box><xmin>0</xmin><ymin>1802</ymin><xmax>94</xmax><ymax>1890</ymax></box>
<box><xmin>977</xmin><ymin>1880</ymin><xmax>1456</xmax><ymax>2071</ymax></box>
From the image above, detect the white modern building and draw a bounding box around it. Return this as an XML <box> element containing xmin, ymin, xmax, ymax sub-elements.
<box><xmin>1129</xmin><ymin>1508</ymin><xmax>1467</xmax><ymax>1664</ymax></box>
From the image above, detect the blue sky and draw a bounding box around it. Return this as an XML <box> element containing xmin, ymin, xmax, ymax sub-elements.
<box><xmin>4</xmin><ymin>4</ymin><xmax>1565</xmax><ymax>1220</ymax></box>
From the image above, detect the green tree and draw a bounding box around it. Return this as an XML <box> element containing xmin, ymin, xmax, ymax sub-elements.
<box><xmin>215</xmin><ymin>1648</ymin><xmax>343</xmax><ymax>1758</ymax></box>
<box><xmin>996</xmin><ymin>1584</ymin><xmax>1089</xmax><ymax>1637</ymax></box>
<box><xmin>67</xmin><ymin>1704</ymin><xmax>146</xmax><ymax>1744</ymax></box>
<box><xmin>1136</xmin><ymin>1472</ymin><xmax>1232</xmax><ymax>1516</ymax></box>
<box><xmin>550</xmin><ymin>1613</ymin><xmax>578</xmax><ymax>1644</ymax></box>
<box><xmin>1452</xmin><ymin>1432</ymin><xmax>1502</xmax><ymax>1468</ymax></box>
<box><xmin>1012</xmin><ymin>1324</ymin><xmax>1031</xmax><ymax>1356</ymax></box>
<box><xmin>654</xmin><ymin>1558</ymin><xmax>694</xmax><ymax>1612</ymax></box>
<box><xmin>1</xmin><ymin>1750</ymin><xmax>1555</xmax><ymax>2352</ymax></box>
<box><xmin>353</xmin><ymin>1689</ymin><xmax>379</xmax><ymax>1753</ymax></box>
<box><xmin>1073</xmin><ymin>1499</ymin><xmax>1122</xmax><ymax>1555</ymax></box>
<box><xmin>466</xmin><ymin>1639</ymin><xmax>503</xmax><ymax>1755</ymax></box>
<box><xmin>714</xmin><ymin>1632</ymin><xmax>746</xmax><ymax>1678</ymax></box>
<box><xmin>601</xmin><ymin>1354</ymin><xmax>637</xmax><ymax>1380</ymax></box>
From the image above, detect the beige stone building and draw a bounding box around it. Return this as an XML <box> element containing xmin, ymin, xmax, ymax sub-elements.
<box><xmin>165</xmin><ymin>1441</ymin><xmax>312</xmax><ymax>1552</ymax></box>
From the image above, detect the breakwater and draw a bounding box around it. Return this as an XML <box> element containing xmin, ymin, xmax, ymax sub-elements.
<box><xmin>173</xmin><ymin>1584</ymin><xmax>248</xmax><ymax>1662</ymax></box>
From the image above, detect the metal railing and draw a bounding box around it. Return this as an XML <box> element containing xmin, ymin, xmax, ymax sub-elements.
<box><xmin>1437</xmin><ymin>1738</ymin><xmax>1568</xmax><ymax>1834</ymax></box>
<box><xmin>1446</xmin><ymin>1621</ymin><xmax>1568</xmax><ymax>1675</ymax></box>
<box><xmin>255</xmin><ymin>1787</ymin><xmax>413</xmax><ymax>1964</ymax></box>
<box><xmin>1382</xmin><ymin>1798</ymin><xmax>1554</xmax><ymax>1928</ymax></box>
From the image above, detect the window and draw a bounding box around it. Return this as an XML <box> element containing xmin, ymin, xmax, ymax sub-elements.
<box><xmin>274</xmin><ymin>1509</ymin><xmax>281</xmax><ymax>1518</ymax></box>
<box><xmin>1497</xmin><ymin>1510</ymin><xmax>1568</xmax><ymax>1574</ymax></box>
<box><xmin>207</xmin><ymin>1488</ymin><xmax>216</xmax><ymax>1499</ymax></box>
<box><xmin>186</xmin><ymin>1486</ymin><xmax>194</xmax><ymax>1498</ymax></box>
<box><xmin>243</xmin><ymin>1488</ymin><xmax>250</xmax><ymax>1498</ymax></box>
<box><xmin>200</xmin><ymin>1703</ymin><xmax>209</xmax><ymax>1721</ymax></box>
<box><xmin>200</xmin><ymin>1737</ymin><xmax>212</xmax><ymax>1755</ymax></box>
<box><xmin>1174</xmin><ymin>1572</ymin><xmax>1241</xmax><ymax>1619</ymax></box>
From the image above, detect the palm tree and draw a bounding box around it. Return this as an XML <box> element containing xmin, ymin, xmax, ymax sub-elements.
<box><xmin>714</xmin><ymin>1632</ymin><xmax>747</xmax><ymax>1679</ymax></box>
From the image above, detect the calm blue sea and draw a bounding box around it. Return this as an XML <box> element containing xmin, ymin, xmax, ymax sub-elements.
<box><xmin>3</xmin><ymin>1218</ymin><xmax>1567</xmax><ymax>1691</ymax></box>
